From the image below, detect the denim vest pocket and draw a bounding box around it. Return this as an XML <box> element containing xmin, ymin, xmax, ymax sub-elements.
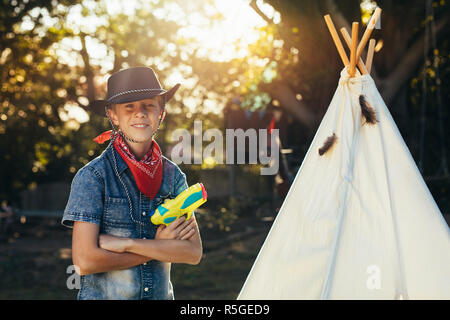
<box><xmin>103</xmin><ymin>196</ymin><xmax>134</xmax><ymax>236</ymax></box>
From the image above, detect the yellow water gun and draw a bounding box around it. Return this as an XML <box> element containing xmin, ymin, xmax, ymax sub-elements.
<box><xmin>151</xmin><ymin>183</ymin><xmax>207</xmax><ymax>226</ymax></box>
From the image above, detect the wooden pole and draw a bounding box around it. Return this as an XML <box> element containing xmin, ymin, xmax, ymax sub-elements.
<box><xmin>356</xmin><ymin>7</ymin><xmax>382</xmax><ymax>62</ymax></box>
<box><xmin>340</xmin><ymin>27</ymin><xmax>368</xmax><ymax>74</ymax></box>
<box><xmin>365</xmin><ymin>38</ymin><xmax>376</xmax><ymax>74</ymax></box>
<box><xmin>349</xmin><ymin>22</ymin><xmax>359</xmax><ymax>77</ymax></box>
<box><xmin>324</xmin><ymin>14</ymin><xmax>349</xmax><ymax>67</ymax></box>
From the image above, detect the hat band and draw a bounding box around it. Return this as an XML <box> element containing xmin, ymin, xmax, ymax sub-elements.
<box><xmin>107</xmin><ymin>88</ymin><xmax>165</xmax><ymax>102</ymax></box>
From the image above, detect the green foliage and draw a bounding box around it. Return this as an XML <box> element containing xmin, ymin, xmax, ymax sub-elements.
<box><xmin>0</xmin><ymin>0</ymin><xmax>85</xmax><ymax>204</ymax></box>
<box><xmin>1</xmin><ymin>0</ymin><xmax>448</xmax><ymax>210</ymax></box>
<box><xmin>0</xmin><ymin>0</ymin><xmax>214</xmax><ymax>205</ymax></box>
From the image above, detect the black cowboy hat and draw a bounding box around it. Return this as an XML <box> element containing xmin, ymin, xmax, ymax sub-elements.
<box><xmin>89</xmin><ymin>66</ymin><xmax>180</xmax><ymax>116</ymax></box>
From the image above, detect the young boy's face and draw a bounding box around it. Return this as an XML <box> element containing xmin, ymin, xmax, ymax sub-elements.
<box><xmin>108</xmin><ymin>96</ymin><xmax>163</xmax><ymax>142</ymax></box>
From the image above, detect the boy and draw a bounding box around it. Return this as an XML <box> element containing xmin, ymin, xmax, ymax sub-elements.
<box><xmin>62</xmin><ymin>66</ymin><xmax>202</xmax><ymax>300</ymax></box>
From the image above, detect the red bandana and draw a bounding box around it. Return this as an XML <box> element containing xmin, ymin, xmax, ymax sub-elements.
<box><xmin>93</xmin><ymin>130</ymin><xmax>163</xmax><ymax>200</ymax></box>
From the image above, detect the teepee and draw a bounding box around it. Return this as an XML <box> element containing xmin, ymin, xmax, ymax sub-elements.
<box><xmin>238</xmin><ymin>8</ymin><xmax>450</xmax><ymax>300</ymax></box>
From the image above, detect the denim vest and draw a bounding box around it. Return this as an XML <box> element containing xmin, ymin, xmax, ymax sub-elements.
<box><xmin>62</xmin><ymin>142</ymin><xmax>188</xmax><ymax>300</ymax></box>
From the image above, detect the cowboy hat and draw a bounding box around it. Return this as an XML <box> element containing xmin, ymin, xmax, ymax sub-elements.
<box><xmin>89</xmin><ymin>66</ymin><xmax>180</xmax><ymax>116</ymax></box>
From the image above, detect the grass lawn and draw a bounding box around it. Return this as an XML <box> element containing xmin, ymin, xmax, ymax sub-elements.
<box><xmin>0</xmin><ymin>210</ymin><xmax>272</xmax><ymax>300</ymax></box>
<box><xmin>0</xmin><ymin>202</ymin><xmax>448</xmax><ymax>300</ymax></box>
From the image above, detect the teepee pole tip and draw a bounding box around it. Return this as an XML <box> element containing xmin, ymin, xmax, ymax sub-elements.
<box><xmin>340</xmin><ymin>27</ymin><xmax>368</xmax><ymax>75</ymax></box>
<box><xmin>356</xmin><ymin>7</ymin><xmax>382</xmax><ymax>62</ymax></box>
<box><xmin>366</xmin><ymin>38</ymin><xmax>376</xmax><ymax>74</ymax></box>
<box><xmin>324</xmin><ymin>14</ymin><xmax>350</xmax><ymax>67</ymax></box>
<box><xmin>349</xmin><ymin>22</ymin><xmax>359</xmax><ymax>77</ymax></box>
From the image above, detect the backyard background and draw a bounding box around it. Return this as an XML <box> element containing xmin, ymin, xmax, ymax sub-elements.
<box><xmin>0</xmin><ymin>0</ymin><xmax>449</xmax><ymax>299</ymax></box>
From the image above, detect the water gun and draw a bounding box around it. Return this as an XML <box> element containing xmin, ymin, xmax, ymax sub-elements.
<box><xmin>151</xmin><ymin>183</ymin><xmax>207</xmax><ymax>226</ymax></box>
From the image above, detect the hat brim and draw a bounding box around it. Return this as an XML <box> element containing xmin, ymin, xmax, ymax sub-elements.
<box><xmin>90</xmin><ymin>83</ymin><xmax>181</xmax><ymax>117</ymax></box>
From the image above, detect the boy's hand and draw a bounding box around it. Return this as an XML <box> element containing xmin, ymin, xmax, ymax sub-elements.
<box><xmin>99</xmin><ymin>234</ymin><xmax>130</xmax><ymax>253</ymax></box>
<box><xmin>155</xmin><ymin>216</ymin><xmax>197</xmax><ymax>241</ymax></box>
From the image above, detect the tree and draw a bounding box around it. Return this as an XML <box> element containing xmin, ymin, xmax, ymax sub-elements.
<box><xmin>0</xmin><ymin>0</ymin><xmax>86</xmax><ymax>205</ymax></box>
<box><xmin>0</xmin><ymin>0</ymin><xmax>226</xmax><ymax>205</ymax></box>
<box><xmin>241</xmin><ymin>0</ymin><xmax>449</xmax><ymax>175</ymax></box>
<box><xmin>246</xmin><ymin>0</ymin><xmax>449</xmax><ymax>129</ymax></box>
<box><xmin>2</xmin><ymin>0</ymin><xmax>448</xmax><ymax>207</ymax></box>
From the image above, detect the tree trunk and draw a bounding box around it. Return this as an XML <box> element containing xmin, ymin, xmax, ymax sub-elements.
<box><xmin>80</xmin><ymin>33</ymin><xmax>96</xmax><ymax>103</ymax></box>
<box><xmin>259</xmin><ymin>79</ymin><xmax>317</xmax><ymax>130</ymax></box>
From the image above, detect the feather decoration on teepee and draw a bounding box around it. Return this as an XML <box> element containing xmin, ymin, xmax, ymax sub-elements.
<box><xmin>359</xmin><ymin>95</ymin><xmax>378</xmax><ymax>125</ymax></box>
<box><xmin>318</xmin><ymin>133</ymin><xmax>337</xmax><ymax>156</ymax></box>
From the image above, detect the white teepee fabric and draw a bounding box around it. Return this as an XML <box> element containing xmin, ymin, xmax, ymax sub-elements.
<box><xmin>238</xmin><ymin>68</ymin><xmax>450</xmax><ymax>300</ymax></box>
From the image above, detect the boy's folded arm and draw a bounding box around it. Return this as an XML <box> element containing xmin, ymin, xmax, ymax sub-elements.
<box><xmin>72</xmin><ymin>221</ymin><xmax>150</xmax><ymax>276</ymax></box>
<box><xmin>124</xmin><ymin>223</ymin><xmax>203</xmax><ymax>265</ymax></box>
